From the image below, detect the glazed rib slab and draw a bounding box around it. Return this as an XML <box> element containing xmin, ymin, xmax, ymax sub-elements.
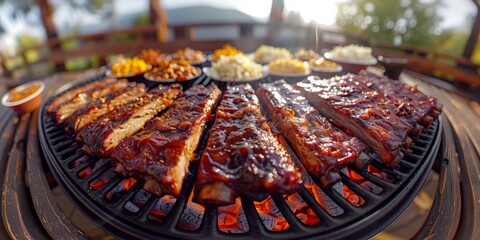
<box><xmin>56</xmin><ymin>79</ymin><xmax>130</xmax><ymax>124</ymax></box>
<box><xmin>47</xmin><ymin>77</ymin><xmax>117</xmax><ymax>113</ymax></box>
<box><xmin>77</xmin><ymin>84</ymin><xmax>183</xmax><ymax>157</ymax></box>
<box><xmin>257</xmin><ymin>80</ymin><xmax>368</xmax><ymax>186</ymax></box>
<box><xmin>357</xmin><ymin>72</ymin><xmax>441</xmax><ymax>129</ymax></box>
<box><xmin>64</xmin><ymin>83</ymin><xmax>147</xmax><ymax>133</ymax></box>
<box><xmin>111</xmin><ymin>84</ymin><xmax>221</xmax><ymax>197</ymax></box>
<box><xmin>195</xmin><ymin>84</ymin><xmax>302</xmax><ymax>205</ymax></box>
<box><xmin>294</xmin><ymin>76</ymin><xmax>409</xmax><ymax>166</ymax></box>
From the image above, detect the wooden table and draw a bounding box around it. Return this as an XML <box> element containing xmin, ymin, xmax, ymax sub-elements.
<box><xmin>0</xmin><ymin>69</ymin><xmax>478</xmax><ymax>239</ymax></box>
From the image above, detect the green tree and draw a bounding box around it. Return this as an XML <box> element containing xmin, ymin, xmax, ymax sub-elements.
<box><xmin>335</xmin><ymin>0</ymin><xmax>444</xmax><ymax>47</ymax></box>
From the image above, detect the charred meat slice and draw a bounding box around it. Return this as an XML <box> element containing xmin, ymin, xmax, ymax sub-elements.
<box><xmin>77</xmin><ymin>84</ymin><xmax>183</xmax><ymax>157</ymax></box>
<box><xmin>64</xmin><ymin>83</ymin><xmax>147</xmax><ymax>133</ymax></box>
<box><xmin>195</xmin><ymin>84</ymin><xmax>302</xmax><ymax>205</ymax></box>
<box><xmin>294</xmin><ymin>75</ymin><xmax>409</xmax><ymax>166</ymax></box>
<box><xmin>56</xmin><ymin>79</ymin><xmax>130</xmax><ymax>124</ymax></box>
<box><xmin>358</xmin><ymin>72</ymin><xmax>441</xmax><ymax>129</ymax></box>
<box><xmin>47</xmin><ymin>78</ymin><xmax>116</xmax><ymax>113</ymax></box>
<box><xmin>257</xmin><ymin>80</ymin><xmax>368</xmax><ymax>186</ymax></box>
<box><xmin>111</xmin><ymin>84</ymin><xmax>221</xmax><ymax>197</ymax></box>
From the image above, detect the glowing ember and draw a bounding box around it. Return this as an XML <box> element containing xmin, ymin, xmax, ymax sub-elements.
<box><xmin>149</xmin><ymin>195</ymin><xmax>177</xmax><ymax>222</ymax></box>
<box><xmin>106</xmin><ymin>177</ymin><xmax>137</xmax><ymax>201</ymax></box>
<box><xmin>177</xmin><ymin>192</ymin><xmax>205</xmax><ymax>231</ymax></box>
<box><xmin>254</xmin><ymin>197</ymin><xmax>289</xmax><ymax>231</ymax></box>
<box><xmin>284</xmin><ymin>193</ymin><xmax>320</xmax><ymax>225</ymax></box>
<box><xmin>342</xmin><ymin>185</ymin><xmax>365</xmax><ymax>206</ymax></box>
<box><xmin>346</xmin><ymin>169</ymin><xmax>382</xmax><ymax>194</ymax></box>
<box><xmin>78</xmin><ymin>167</ymin><xmax>92</xmax><ymax>179</ymax></box>
<box><xmin>303</xmin><ymin>176</ymin><xmax>344</xmax><ymax>216</ymax></box>
<box><xmin>70</xmin><ymin>155</ymin><xmax>89</xmax><ymax>169</ymax></box>
<box><xmin>368</xmin><ymin>165</ymin><xmax>395</xmax><ymax>183</ymax></box>
<box><xmin>218</xmin><ymin>197</ymin><xmax>249</xmax><ymax>233</ymax></box>
<box><xmin>124</xmin><ymin>189</ymin><xmax>152</xmax><ymax>213</ymax></box>
<box><xmin>89</xmin><ymin>169</ymin><xmax>115</xmax><ymax>190</ymax></box>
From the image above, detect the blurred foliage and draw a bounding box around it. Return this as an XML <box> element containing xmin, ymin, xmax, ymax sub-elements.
<box><xmin>133</xmin><ymin>13</ymin><xmax>150</xmax><ymax>26</ymax></box>
<box><xmin>335</xmin><ymin>0</ymin><xmax>444</xmax><ymax>47</ymax></box>
<box><xmin>16</xmin><ymin>33</ymin><xmax>42</xmax><ymax>62</ymax></box>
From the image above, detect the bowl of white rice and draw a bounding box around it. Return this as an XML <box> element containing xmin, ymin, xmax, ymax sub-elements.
<box><xmin>324</xmin><ymin>44</ymin><xmax>378</xmax><ymax>73</ymax></box>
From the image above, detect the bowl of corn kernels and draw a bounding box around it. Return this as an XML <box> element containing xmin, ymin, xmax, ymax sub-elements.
<box><xmin>106</xmin><ymin>56</ymin><xmax>151</xmax><ymax>78</ymax></box>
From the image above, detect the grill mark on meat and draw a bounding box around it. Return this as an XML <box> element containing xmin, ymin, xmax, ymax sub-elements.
<box><xmin>77</xmin><ymin>84</ymin><xmax>183</xmax><ymax>157</ymax></box>
<box><xmin>56</xmin><ymin>79</ymin><xmax>130</xmax><ymax>124</ymax></box>
<box><xmin>110</xmin><ymin>84</ymin><xmax>221</xmax><ymax>197</ymax></box>
<box><xmin>294</xmin><ymin>75</ymin><xmax>409</xmax><ymax>165</ymax></box>
<box><xmin>257</xmin><ymin>80</ymin><xmax>368</xmax><ymax>187</ymax></box>
<box><xmin>47</xmin><ymin>78</ymin><xmax>116</xmax><ymax>113</ymax></box>
<box><xmin>64</xmin><ymin>83</ymin><xmax>147</xmax><ymax>133</ymax></box>
<box><xmin>194</xmin><ymin>84</ymin><xmax>302</xmax><ymax>205</ymax></box>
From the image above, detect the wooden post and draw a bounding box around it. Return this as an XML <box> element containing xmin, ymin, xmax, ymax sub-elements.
<box><xmin>35</xmin><ymin>0</ymin><xmax>64</xmax><ymax>72</ymax></box>
<box><xmin>267</xmin><ymin>0</ymin><xmax>285</xmax><ymax>43</ymax></box>
<box><xmin>150</xmin><ymin>0</ymin><xmax>168</xmax><ymax>43</ymax></box>
<box><xmin>462</xmin><ymin>1</ymin><xmax>480</xmax><ymax>60</ymax></box>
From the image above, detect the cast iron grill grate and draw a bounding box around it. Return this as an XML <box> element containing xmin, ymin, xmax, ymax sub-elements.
<box><xmin>39</xmin><ymin>73</ymin><xmax>442</xmax><ymax>239</ymax></box>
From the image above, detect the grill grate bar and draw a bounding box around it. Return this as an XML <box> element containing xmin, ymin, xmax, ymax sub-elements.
<box><xmin>297</xmin><ymin>186</ymin><xmax>336</xmax><ymax>226</ymax></box>
<box><xmin>111</xmin><ymin>181</ymin><xmax>144</xmax><ymax>211</ymax></box>
<box><xmin>240</xmin><ymin>198</ymin><xmax>269</xmax><ymax>236</ymax></box>
<box><xmin>70</xmin><ymin>156</ymin><xmax>98</xmax><ymax>175</ymax></box>
<box><xmin>339</xmin><ymin>172</ymin><xmax>382</xmax><ymax>203</ymax></box>
<box><xmin>80</xmin><ymin>160</ymin><xmax>113</xmax><ymax>185</ymax></box>
<box><xmin>322</xmin><ymin>187</ymin><xmax>359</xmax><ymax>217</ymax></box>
<box><xmin>197</xmin><ymin>205</ymin><xmax>218</xmax><ymax>236</ymax></box>
<box><xmin>398</xmin><ymin>160</ymin><xmax>416</xmax><ymax>170</ymax></box>
<box><xmin>94</xmin><ymin>174</ymin><xmax>124</xmax><ymax>197</ymax></box>
<box><xmin>354</xmin><ymin>169</ymin><xmax>396</xmax><ymax>191</ymax></box>
<box><xmin>271</xmin><ymin>193</ymin><xmax>307</xmax><ymax>231</ymax></box>
<box><xmin>63</xmin><ymin>150</ymin><xmax>86</xmax><ymax>166</ymax></box>
<box><xmin>131</xmin><ymin>193</ymin><xmax>158</xmax><ymax>221</ymax></box>
<box><xmin>370</xmin><ymin>160</ymin><xmax>407</xmax><ymax>181</ymax></box>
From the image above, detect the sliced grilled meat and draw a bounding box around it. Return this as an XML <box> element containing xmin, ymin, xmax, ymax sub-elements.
<box><xmin>56</xmin><ymin>79</ymin><xmax>130</xmax><ymax>124</ymax></box>
<box><xmin>195</xmin><ymin>84</ymin><xmax>302</xmax><ymax>205</ymax></box>
<box><xmin>47</xmin><ymin>78</ymin><xmax>116</xmax><ymax>113</ymax></box>
<box><xmin>77</xmin><ymin>84</ymin><xmax>182</xmax><ymax>157</ymax></box>
<box><xmin>111</xmin><ymin>84</ymin><xmax>221</xmax><ymax>197</ymax></box>
<box><xmin>294</xmin><ymin>76</ymin><xmax>409</xmax><ymax>166</ymax></box>
<box><xmin>257</xmin><ymin>80</ymin><xmax>369</xmax><ymax>186</ymax></box>
<box><xmin>64</xmin><ymin>83</ymin><xmax>147</xmax><ymax>133</ymax></box>
<box><xmin>358</xmin><ymin>72</ymin><xmax>441</xmax><ymax>129</ymax></box>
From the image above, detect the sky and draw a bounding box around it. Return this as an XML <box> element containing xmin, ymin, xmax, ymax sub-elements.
<box><xmin>0</xmin><ymin>0</ymin><xmax>477</xmax><ymax>53</ymax></box>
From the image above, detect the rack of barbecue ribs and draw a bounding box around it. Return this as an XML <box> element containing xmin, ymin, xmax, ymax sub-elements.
<box><xmin>357</xmin><ymin>72</ymin><xmax>442</xmax><ymax>130</ymax></box>
<box><xmin>110</xmin><ymin>84</ymin><xmax>221</xmax><ymax>197</ymax></box>
<box><xmin>63</xmin><ymin>83</ymin><xmax>147</xmax><ymax>133</ymax></box>
<box><xmin>257</xmin><ymin>80</ymin><xmax>369</xmax><ymax>187</ymax></box>
<box><xmin>47</xmin><ymin>77</ymin><xmax>117</xmax><ymax>113</ymax></box>
<box><xmin>77</xmin><ymin>84</ymin><xmax>183</xmax><ymax>157</ymax></box>
<box><xmin>194</xmin><ymin>84</ymin><xmax>302</xmax><ymax>205</ymax></box>
<box><xmin>294</xmin><ymin>76</ymin><xmax>410</xmax><ymax>166</ymax></box>
<box><xmin>56</xmin><ymin>79</ymin><xmax>131</xmax><ymax>124</ymax></box>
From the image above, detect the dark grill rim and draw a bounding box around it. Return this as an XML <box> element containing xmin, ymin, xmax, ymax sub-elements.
<box><xmin>38</xmin><ymin>73</ymin><xmax>442</xmax><ymax>239</ymax></box>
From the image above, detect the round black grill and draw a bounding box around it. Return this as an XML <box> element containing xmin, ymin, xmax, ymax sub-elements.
<box><xmin>39</xmin><ymin>73</ymin><xmax>442</xmax><ymax>239</ymax></box>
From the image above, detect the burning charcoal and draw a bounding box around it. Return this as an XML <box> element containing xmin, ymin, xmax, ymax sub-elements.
<box><xmin>258</xmin><ymin>212</ymin><xmax>278</xmax><ymax>231</ymax></box>
<box><xmin>286</xmin><ymin>193</ymin><xmax>307</xmax><ymax>213</ymax></box>
<box><xmin>177</xmin><ymin>199</ymin><xmax>205</xmax><ymax>231</ymax></box>
<box><xmin>218</xmin><ymin>213</ymin><xmax>237</xmax><ymax>226</ymax></box>
<box><xmin>236</xmin><ymin>208</ymin><xmax>249</xmax><ymax>232</ymax></box>
<box><xmin>311</xmin><ymin>183</ymin><xmax>344</xmax><ymax>216</ymax></box>
<box><xmin>124</xmin><ymin>201</ymin><xmax>139</xmax><ymax>213</ymax></box>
